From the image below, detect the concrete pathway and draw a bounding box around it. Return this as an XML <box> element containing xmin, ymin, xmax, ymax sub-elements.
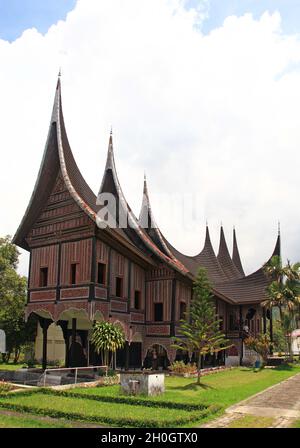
<box><xmin>202</xmin><ymin>373</ymin><xmax>300</xmax><ymax>428</ymax></box>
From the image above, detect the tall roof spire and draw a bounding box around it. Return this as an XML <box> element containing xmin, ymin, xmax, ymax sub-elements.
<box><xmin>139</xmin><ymin>173</ymin><xmax>153</xmax><ymax>229</ymax></box>
<box><xmin>232</xmin><ymin>227</ymin><xmax>245</xmax><ymax>277</ymax></box>
<box><xmin>217</xmin><ymin>226</ymin><xmax>242</xmax><ymax>280</ymax></box>
<box><xmin>272</xmin><ymin>227</ymin><xmax>281</xmax><ymax>258</ymax></box>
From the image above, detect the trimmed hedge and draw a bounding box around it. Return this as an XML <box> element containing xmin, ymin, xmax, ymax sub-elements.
<box><xmin>40</xmin><ymin>388</ymin><xmax>210</xmax><ymax>411</ymax></box>
<box><xmin>0</xmin><ymin>399</ymin><xmax>219</xmax><ymax>428</ymax></box>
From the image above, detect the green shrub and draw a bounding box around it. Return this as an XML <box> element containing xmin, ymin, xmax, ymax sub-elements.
<box><xmin>169</xmin><ymin>361</ymin><xmax>197</xmax><ymax>375</ymax></box>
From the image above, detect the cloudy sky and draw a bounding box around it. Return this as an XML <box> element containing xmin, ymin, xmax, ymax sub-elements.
<box><xmin>1</xmin><ymin>0</ymin><xmax>300</xmax><ymax>277</ymax></box>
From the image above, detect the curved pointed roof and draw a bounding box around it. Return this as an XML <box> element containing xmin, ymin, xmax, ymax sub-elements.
<box><xmin>138</xmin><ymin>175</ymin><xmax>176</xmax><ymax>258</ymax></box>
<box><xmin>13</xmin><ymin>78</ymin><xmax>98</xmax><ymax>249</ymax></box>
<box><xmin>215</xmin><ymin>233</ymin><xmax>281</xmax><ymax>304</ymax></box>
<box><xmin>194</xmin><ymin>226</ymin><xmax>228</xmax><ymax>283</ymax></box>
<box><xmin>217</xmin><ymin>226</ymin><xmax>242</xmax><ymax>280</ymax></box>
<box><xmin>232</xmin><ymin>228</ymin><xmax>245</xmax><ymax>276</ymax></box>
<box><xmin>97</xmin><ymin>133</ymin><xmax>190</xmax><ymax>276</ymax></box>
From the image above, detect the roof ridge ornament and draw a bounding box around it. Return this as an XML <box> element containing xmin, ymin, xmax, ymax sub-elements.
<box><xmin>232</xmin><ymin>227</ymin><xmax>245</xmax><ymax>277</ymax></box>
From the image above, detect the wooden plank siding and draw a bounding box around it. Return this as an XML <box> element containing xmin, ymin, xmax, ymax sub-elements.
<box><xmin>109</xmin><ymin>250</ymin><xmax>129</xmax><ymax>299</ymax></box>
<box><xmin>130</xmin><ymin>263</ymin><xmax>145</xmax><ymax>309</ymax></box>
<box><xmin>95</xmin><ymin>239</ymin><xmax>109</xmax><ymax>285</ymax></box>
<box><xmin>27</xmin><ymin>172</ymin><xmax>95</xmax><ymax>247</ymax></box>
<box><xmin>30</xmin><ymin>245</ymin><xmax>59</xmax><ymax>288</ymax></box>
<box><xmin>60</xmin><ymin>239</ymin><xmax>92</xmax><ymax>285</ymax></box>
<box><xmin>175</xmin><ymin>281</ymin><xmax>191</xmax><ymax>320</ymax></box>
<box><xmin>146</xmin><ymin>279</ymin><xmax>173</xmax><ymax>321</ymax></box>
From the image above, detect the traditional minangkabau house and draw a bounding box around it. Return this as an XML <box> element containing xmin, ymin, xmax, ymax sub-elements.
<box><xmin>13</xmin><ymin>77</ymin><xmax>280</xmax><ymax>370</ymax></box>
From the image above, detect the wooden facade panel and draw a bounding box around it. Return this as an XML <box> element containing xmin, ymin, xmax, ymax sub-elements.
<box><xmin>130</xmin><ymin>263</ymin><xmax>145</xmax><ymax>309</ymax></box>
<box><xmin>30</xmin><ymin>245</ymin><xmax>59</xmax><ymax>288</ymax></box>
<box><xmin>130</xmin><ymin>312</ymin><xmax>145</xmax><ymax>323</ymax></box>
<box><xmin>60</xmin><ymin>287</ymin><xmax>89</xmax><ymax>300</ymax></box>
<box><xmin>110</xmin><ymin>250</ymin><xmax>129</xmax><ymax>298</ymax></box>
<box><xmin>30</xmin><ymin>290</ymin><xmax>56</xmax><ymax>302</ymax></box>
<box><xmin>96</xmin><ymin>240</ymin><xmax>109</xmax><ymax>263</ymax></box>
<box><xmin>95</xmin><ymin>286</ymin><xmax>107</xmax><ymax>300</ymax></box>
<box><xmin>146</xmin><ymin>325</ymin><xmax>170</xmax><ymax>336</ymax></box>
<box><xmin>146</xmin><ymin>279</ymin><xmax>172</xmax><ymax>321</ymax></box>
<box><xmin>111</xmin><ymin>300</ymin><xmax>127</xmax><ymax>313</ymax></box>
<box><xmin>60</xmin><ymin>239</ymin><xmax>92</xmax><ymax>285</ymax></box>
<box><xmin>175</xmin><ymin>281</ymin><xmax>191</xmax><ymax>320</ymax></box>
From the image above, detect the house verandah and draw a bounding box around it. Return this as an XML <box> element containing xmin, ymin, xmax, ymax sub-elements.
<box><xmin>28</xmin><ymin>295</ymin><xmax>271</xmax><ymax>371</ymax></box>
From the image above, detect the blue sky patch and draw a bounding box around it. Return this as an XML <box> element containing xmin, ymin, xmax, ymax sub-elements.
<box><xmin>186</xmin><ymin>0</ymin><xmax>300</xmax><ymax>35</ymax></box>
<box><xmin>0</xmin><ymin>0</ymin><xmax>76</xmax><ymax>41</ymax></box>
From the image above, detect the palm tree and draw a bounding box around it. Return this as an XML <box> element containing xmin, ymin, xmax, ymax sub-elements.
<box><xmin>91</xmin><ymin>321</ymin><xmax>125</xmax><ymax>372</ymax></box>
<box><xmin>263</xmin><ymin>256</ymin><xmax>300</xmax><ymax>357</ymax></box>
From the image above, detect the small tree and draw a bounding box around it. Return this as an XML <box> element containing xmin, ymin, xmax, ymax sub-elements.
<box><xmin>244</xmin><ymin>334</ymin><xmax>271</xmax><ymax>366</ymax></box>
<box><xmin>0</xmin><ymin>236</ymin><xmax>36</xmax><ymax>363</ymax></box>
<box><xmin>91</xmin><ymin>321</ymin><xmax>125</xmax><ymax>372</ymax></box>
<box><xmin>172</xmin><ymin>267</ymin><xmax>231</xmax><ymax>384</ymax></box>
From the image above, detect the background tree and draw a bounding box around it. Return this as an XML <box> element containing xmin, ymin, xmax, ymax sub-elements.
<box><xmin>263</xmin><ymin>256</ymin><xmax>300</xmax><ymax>358</ymax></box>
<box><xmin>0</xmin><ymin>236</ymin><xmax>35</xmax><ymax>363</ymax></box>
<box><xmin>172</xmin><ymin>267</ymin><xmax>231</xmax><ymax>384</ymax></box>
<box><xmin>91</xmin><ymin>321</ymin><xmax>125</xmax><ymax>372</ymax></box>
<box><xmin>244</xmin><ymin>334</ymin><xmax>271</xmax><ymax>366</ymax></box>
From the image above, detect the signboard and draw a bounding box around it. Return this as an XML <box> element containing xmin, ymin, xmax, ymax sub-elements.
<box><xmin>0</xmin><ymin>329</ymin><xmax>6</xmax><ymax>353</ymax></box>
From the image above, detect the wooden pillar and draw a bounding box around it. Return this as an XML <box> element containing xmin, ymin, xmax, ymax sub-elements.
<box><xmin>40</xmin><ymin>319</ymin><xmax>51</xmax><ymax>371</ymax></box>
<box><xmin>42</xmin><ymin>325</ymin><xmax>47</xmax><ymax>371</ymax></box>
<box><xmin>269</xmin><ymin>309</ymin><xmax>273</xmax><ymax>355</ymax></box>
<box><xmin>125</xmin><ymin>341</ymin><xmax>129</xmax><ymax>371</ymax></box>
<box><xmin>212</xmin><ymin>352</ymin><xmax>216</xmax><ymax>367</ymax></box>
<box><xmin>57</xmin><ymin>321</ymin><xmax>69</xmax><ymax>368</ymax></box>
<box><xmin>70</xmin><ymin>318</ymin><xmax>77</xmax><ymax>366</ymax></box>
<box><xmin>263</xmin><ymin>308</ymin><xmax>267</xmax><ymax>334</ymax></box>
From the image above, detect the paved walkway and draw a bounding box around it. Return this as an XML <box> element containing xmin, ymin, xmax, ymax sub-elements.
<box><xmin>202</xmin><ymin>373</ymin><xmax>300</xmax><ymax>428</ymax></box>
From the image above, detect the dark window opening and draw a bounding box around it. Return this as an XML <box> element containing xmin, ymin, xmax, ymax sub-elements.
<box><xmin>134</xmin><ymin>290</ymin><xmax>141</xmax><ymax>310</ymax></box>
<box><xmin>116</xmin><ymin>277</ymin><xmax>123</xmax><ymax>297</ymax></box>
<box><xmin>39</xmin><ymin>267</ymin><xmax>48</xmax><ymax>287</ymax></box>
<box><xmin>70</xmin><ymin>264</ymin><xmax>77</xmax><ymax>285</ymax></box>
<box><xmin>97</xmin><ymin>263</ymin><xmax>106</xmax><ymax>285</ymax></box>
<box><xmin>179</xmin><ymin>301</ymin><xmax>186</xmax><ymax>320</ymax></box>
<box><xmin>229</xmin><ymin>314</ymin><xmax>238</xmax><ymax>331</ymax></box>
<box><xmin>154</xmin><ymin>303</ymin><xmax>163</xmax><ymax>322</ymax></box>
<box><xmin>219</xmin><ymin>316</ymin><xmax>224</xmax><ymax>331</ymax></box>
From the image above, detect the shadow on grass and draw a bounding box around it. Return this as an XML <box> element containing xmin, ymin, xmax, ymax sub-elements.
<box><xmin>273</xmin><ymin>364</ymin><xmax>294</xmax><ymax>371</ymax></box>
<box><xmin>168</xmin><ymin>381</ymin><xmax>214</xmax><ymax>391</ymax></box>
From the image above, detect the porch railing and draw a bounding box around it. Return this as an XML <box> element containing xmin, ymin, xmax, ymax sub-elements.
<box><xmin>41</xmin><ymin>365</ymin><xmax>107</xmax><ymax>387</ymax></box>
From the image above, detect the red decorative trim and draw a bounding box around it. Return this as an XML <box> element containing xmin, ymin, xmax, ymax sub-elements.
<box><xmin>60</xmin><ymin>287</ymin><xmax>89</xmax><ymax>299</ymax></box>
<box><xmin>95</xmin><ymin>286</ymin><xmax>107</xmax><ymax>299</ymax></box>
<box><xmin>30</xmin><ymin>290</ymin><xmax>56</xmax><ymax>302</ymax></box>
<box><xmin>111</xmin><ymin>300</ymin><xmax>127</xmax><ymax>312</ymax></box>
<box><xmin>130</xmin><ymin>312</ymin><xmax>145</xmax><ymax>323</ymax></box>
<box><xmin>146</xmin><ymin>325</ymin><xmax>170</xmax><ymax>336</ymax></box>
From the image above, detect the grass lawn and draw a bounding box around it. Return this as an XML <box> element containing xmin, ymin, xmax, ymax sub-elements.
<box><xmin>0</xmin><ymin>392</ymin><xmax>204</xmax><ymax>427</ymax></box>
<box><xmin>71</xmin><ymin>365</ymin><xmax>300</xmax><ymax>409</ymax></box>
<box><xmin>291</xmin><ymin>420</ymin><xmax>300</xmax><ymax>428</ymax></box>
<box><xmin>227</xmin><ymin>415</ymin><xmax>274</xmax><ymax>428</ymax></box>
<box><xmin>0</xmin><ymin>412</ymin><xmax>72</xmax><ymax>428</ymax></box>
<box><xmin>0</xmin><ymin>365</ymin><xmax>299</xmax><ymax>428</ymax></box>
<box><xmin>0</xmin><ymin>363</ymin><xmax>24</xmax><ymax>371</ymax></box>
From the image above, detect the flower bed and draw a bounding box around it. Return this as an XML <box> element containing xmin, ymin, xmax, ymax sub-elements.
<box><xmin>169</xmin><ymin>364</ymin><xmax>231</xmax><ymax>377</ymax></box>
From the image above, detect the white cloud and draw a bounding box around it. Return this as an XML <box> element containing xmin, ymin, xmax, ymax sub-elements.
<box><xmin>1</xmin><ymin>0</ymin><xmax>300</xmax><ymax>276</ymax></box>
